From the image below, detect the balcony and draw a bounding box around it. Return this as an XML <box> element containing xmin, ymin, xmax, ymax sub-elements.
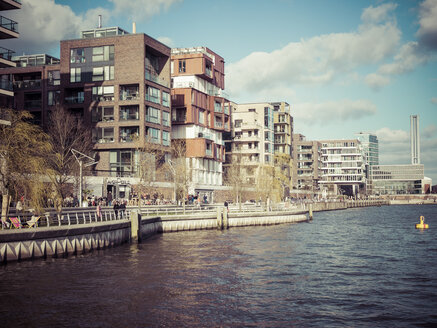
<box><xmin>120</xmin><ymin>85</ymin><xmax>139</xmax><ymax>101</ymax></box>
<box><xmin>13</xmin><ymin>79</ymin><xmax>41</xmax><ymax>90</ymax></box>
<box><xmin>145</xmin><ymin>65</ymin><xmax>169</xmax><ymax>88</ymax></box>
<box><xmin>0</xmin><ymin>15</ymin><xmax>18</xmax><ymax>39</ymax></box>
<box><xmin>0</xmin><ymin>46</ymin><xmax>14</xmax><ymax>67</ymax></box>
<box><xmin>214</xmin><ymin>120</ymin><xmax>223</xmax><ymax>129</ymax></box>
<box><xmin>0</xmin><ymin>0</ymin><xmax>22</xmax><ymax>11</ymax></box>
<box><xmin>0</xmin><ymin>78</ymin><xmax>13</xmax><ymax>91</ymax></box>
<box><xmin>65</xmin><ymin>96</ymin><xmax>84</xmax><ymax>104</ymax></box>
<box><xmin>24</xmin><ymin>99</ymin><xmax>41</xmax><ymax>109</ymax></box>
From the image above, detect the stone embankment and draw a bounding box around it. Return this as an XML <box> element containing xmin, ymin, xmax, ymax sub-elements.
<box><xmin>0</xmin><ymin>199</ymin><xmax>388</xmax><ymax>264</ymax></box>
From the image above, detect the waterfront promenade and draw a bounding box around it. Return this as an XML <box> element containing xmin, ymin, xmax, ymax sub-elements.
<box><xmin>0</xmin><ymin>199</ymin><xmax>388</xmax><ymax>264</ymax></box>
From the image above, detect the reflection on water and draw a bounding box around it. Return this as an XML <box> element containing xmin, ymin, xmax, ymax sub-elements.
<box><xmin>1</xmin><ymin>205</ymin><xmax>437</xmax><ymax>327</ymax></box>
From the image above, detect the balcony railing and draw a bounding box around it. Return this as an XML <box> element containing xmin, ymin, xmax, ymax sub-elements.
<box><xmin>0</xmin><ymin>16</ymin><xmax>18</xmax><ymax>33</ymax></box>
<box><xmin>119</xmin><ymin>91</ymin><xmax>139</xmax><ymax>101</ymax></box>
<box><xmin>0</xmin><ymin>79</ymin><xmax>13</xmax><ymax>91</ymax></box>
<box><xmin>24</xmin><ymin>99</ymin><xmax>42</xmax><ymax>109</ymax></box>
<box><xmin>214</xmin><ymin>121</ymin><xmax>223</xmax><ymax>129</ymax></box>
<box><xmin>206</xmin><ymin>149</ymin><xmax>212</xmax><ymax>156</ymax></box>
<box><xmin>65</xmin><ymin>96</ymin><xmax>84</xmax><ymax>104</ymax></box>
<box><xmin>0</xmin><ymin>46</ymin><xmax>14</xmax><ymax>61</ymax></box>
<box><xmin>13</xmin><ymin>79</ymin><xmax>41</xmax><ymax>90</ymax></box>
<box><xmin>145</xmin><ymin>65</ymin><xmax>169</xmax><ymax>88</ymax></box>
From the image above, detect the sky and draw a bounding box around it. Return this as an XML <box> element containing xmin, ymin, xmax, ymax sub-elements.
<box><xmin>3</xmin><ymin>0</ymin><xmax>437</xmax><ymax>182</ymax></box>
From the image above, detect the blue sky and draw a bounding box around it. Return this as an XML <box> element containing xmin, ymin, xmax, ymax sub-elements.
<box><xmin>4</xmin><ymin>0</ymin><xmax>437</xmax><ymax>182</ymax></box>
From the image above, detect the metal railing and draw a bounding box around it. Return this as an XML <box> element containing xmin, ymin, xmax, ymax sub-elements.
<box><xmin>13</xmin><ymin>79</ymin><xmax>41</xmax><ymax>90</ymax></box>
<box><xmin>2</xmin><ymin>209</ymin><xmax>130</xmax><ymax>229</ymax></box>
<box><xmin>0</xmin><ymin>46</ymin><xmax>14</xmax><ymax>60</ymax></box>
<box><xmin>0</xmin><ymin>16</ymin><xmax>18</xmax><ymax>33</ymax></box>
<box><xmin>0</xmin><ymin>79</ymin><xmax>13</xmax><ymax>91</ymax></box>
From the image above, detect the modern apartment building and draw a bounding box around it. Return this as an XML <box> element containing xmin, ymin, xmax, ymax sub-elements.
<box><xmin>171</xmin><ymin>47</ymin><xmax>230</xmax><ymax>200</ymax></box>
<box><xmin>319</xmin><ymin>139</ymin><xmax>365</xmax><ymax>196</ymax></box>
<box><xmin>0</xmin><ymin>0</ymin><xmax>21</xmax><ymax>115</ymax></box>
<box><xmin>271</xmin><ymin>101</ymin><xmax>293</xmax><ymax>195</ymax></box>
<box><xmin>224</xmin><ymin>102</ymin><xmax>275</xmax><ymax>185</ymax></box>
<box><xmin>367</xmin><ymin>164</ymin><xmax>424</xmax><ymax>195</ymax></box>
<box><xmin>292</xmin><ymin>134</ymin><xmax>321</xmax><ymax>192</ymax></box>
<box><xmin>0</xmin><ymin>25</ymin><xmax>172</xmax><ymax>199</ymax></box>
<box><xmin>355</xmin><ymin>132</ymin><xmax>379</xmax><ymax>166</ymax></box>
<box><xmin>0</xmin><ymin>54</ymin><xmax>60</xmax><ymax>126</ymax></box>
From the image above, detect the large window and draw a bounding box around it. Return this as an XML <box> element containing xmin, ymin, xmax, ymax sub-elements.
<box><xmin>146</xmin><ymin>106</ymin><xmax>161</xmax><ymax>124</ymax></box>
<box><xmin>70</xmin><ymin>67</ymin><xmax>81</xmax><ymax>83</ymax></box>
<box><xmin>92</xmin><ymin>106</ymin><xmax>114</xmax><ymax>122</ymax></box>
<box><xmin>70</xmin><ymin>48</ymin><xmax>85</xmax><ymax>63</ymax></box>
<box><xmin>162</xmin><ymin>111</ymin><xmax>170</xmax><ymax>127</ymax></box>
<box><xmin>92</xmin><ymin>45</ymin><xmax>115</xmax><ymax>62</ymax></box>
<box><xmin>178</xmin><ymin>60</ymin><xmax>186</xmax><ymax>73</ymax></box>
<box><xmin>48</xmin><ymin>90</ymin><xmax>60</xmax><ymax>106</ymax></box>
<box><xmin>93</xmin><ymin>127</ymin><xmax>114</xmax><ymax>143</ymax></box>
<box><xmin>146</xmin><ymin>86</ymin><xmax>160</xmax><ymax>104</ymax></box>
<box><xmin>120</xmin><ymin>126</ymin><xmax>139</xmax><ymax>143</ymax></box>
<box><xmin>92</xmin><ymin>86</ymin><xmax>114</xmax><ymax>101</ymax></box>
<box><xmin>162</xmin><ymin>131</ymin><xmax>170</xmax><ymax>146</ymax></box>
<box><xmin>162</xmin><ymin>91</ymin><xmax>170</xmax><ymax>107</ymax></box>
<box><xmin>109</xmin><ymin>150</ymin><xmax>138</xmax><ymax>177</ymax></box>
<box><xmin>92</xmin><ymin>66</ymin><xmax>114</xmax><ymax>81</ymax></box>
<box><xmin>48</xmin><ymin>70</ymin><xmax>60</xmax><ymax>86</ymax></box>
<box><xmin>198</xmin><ymin>109</ymin><xmax>205</xmax><ymax>124</ymax></box>
<box><xmin>120</xmin><ymin>105</ymin><xmax>139</xmax><ymax>121</ymax></box>
<box><xmin>146</xmin><ymin>127</ymin><xmax>161</xmax><ymax>144</ymax></box>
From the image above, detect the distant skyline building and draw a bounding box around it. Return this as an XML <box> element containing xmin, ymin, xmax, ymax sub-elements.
<box><xmin>355</xmin><ymin>132</ymin><xmax>379</xmax><ymax>166</ymax></box>
<box><xmin>410</xmin><ymin>115</ymin><xmax>420</xmax><ymax>164</ymax></box>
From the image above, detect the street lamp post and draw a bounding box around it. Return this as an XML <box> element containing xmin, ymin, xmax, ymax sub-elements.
<box><xmin>71</xmin><ymin>149</ymin><xmax>98</xmax><ymax>207</ymax></box>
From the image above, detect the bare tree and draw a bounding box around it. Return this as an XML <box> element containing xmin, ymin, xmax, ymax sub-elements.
<box><xmin>165</xmin><ymin>139</ymin><xmax>190</xmax><ymax>213</ymax></box>
<box><xmin>45</xmin><ymin>105</ymin><xmax>93</xmax><ymax>216</ymax></box>
<box><xmin>0</xmin><ymin>108</ymin><xmax>52</xmax><ymax>225</ymax></box>
<box><xmin>134</xmin><ymin>136</ymin><xmax>167</xmax><ymax>208</ymax></box>
<box><xmin>224</xmin><ymin>152</ymin><xmax>246</xmax><ymax>210</ymax></box>
<box><xmin>273</xmin><ymin>153</ymin><xmax>293</xmax><ymax>201</ymax></box>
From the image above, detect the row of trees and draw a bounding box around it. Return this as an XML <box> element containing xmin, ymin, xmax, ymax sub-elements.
<box><xmin>224</xmin><ymin>152</ymin><xmax>293</xmax><ymax>207</ymax></box>
<box><xmin>0</xmin><ymin>106</ymin><xmax>92</xmax><ymax>223</ymax></box>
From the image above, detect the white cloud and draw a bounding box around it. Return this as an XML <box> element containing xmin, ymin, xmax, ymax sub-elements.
<box><xmin>431</xmin><ymin>97</ymin><xmax>437</xmax><ymax>104</ymax></box>
<box><xmin>423</xmin><ymin>124</ymin><xmax>437</xmax><ymax>138</ymax></box>
<box><xmin>378</xmin><ymin>41</ymin><xmax>429</xmax><ymax>75</ymax></box>
<box><xmin>227</xmin><ymin>3</ymin><xmax>400</xmax><ymax>98</ymax></box>
<box><xmin>361</xmin><ymin>3</ymin><xmax>398</xmax><ymax>24</ymax></box>
<box><xmin>2</xmin><ymin>0</ymin><xmax>180</xmax><ymax>55</ymax></box>
<box><xmin>365</xmin><ymin>73</ymin><xmax>391</xmax><ymax>91</ymax></box>
<box><xmin>293</xmin><ymin>99</ymin><xmax>377</xmax><ymax>125</ymax></box>
<box><xmin>417</xmin><ymin>0</ymin><xmax>437</xmax><ymax>50</ymax></box>
<box><xmin>156</xmin><ymin>36</ymin><xmax>174</xmax><ymax>48</ymax></box>
<box><xmin>109</xmin><ymin>0</ymin><xmax>182</xmax><ymax>21</ymax></box>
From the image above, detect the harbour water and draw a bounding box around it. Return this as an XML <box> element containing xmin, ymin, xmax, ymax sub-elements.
<box><xmin>1</xmin><ymin>205</ymin><xmax>436</xmax><ymax>327</ymax></box>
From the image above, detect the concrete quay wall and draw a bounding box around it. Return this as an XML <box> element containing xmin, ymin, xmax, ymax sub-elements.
<box><xmin>0</xmin><ymin>211</ymin><xmax>308</xmax><ymax>263</ymax></box>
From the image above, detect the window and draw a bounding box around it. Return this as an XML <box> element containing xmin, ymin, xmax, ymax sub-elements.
<box><xmin>178</xmin><ymin>60</ymin><xmax>186</xmax><ymax>73</ymax></box>
<box><xmin>92</xmin><ymin>46</ymin><xmax>114</xmax><ymax>62</ymax></box>
<box><xmin>92</xmin><ymin>106</ymin><xmax>114</xmax><ymax>122</ymax></box>
<box><xmin>162</xmin><ymin>91</ymin><xmax>170</xmax><ymax>107</ymax></box>
<box><xmin>162</xmin><ymin>131</ymin><xmax>170</xmax><ymax>146</ymax></box>
<box><xmin>146</xmin><ymin>106</ymin><xmax>161</xmax><ymax>124</ymax></box>
<box><xmin>146</xmin><ymin>86</ymin><xmax>160</xmax><ymax>104</ymax></box>
<box><xmin>48</xmin><ymin>71</ymin><xmax>60</xmax><ymax>86</ymax></box>
<box><xmin>162</xmin><ymin>111</ymin><xmax>170</xmax><ymax>127</ymax></box>
<box><xmin>93</xmin><ymin>127</ymin><xmax>114</xmax><ymax>143</ymax></box>
<box><xmin>214</xmin><ymin>101</ymin><xmax>222</xmax><ymax>113</ymax></box>
<box><xmin>70</xmin><ymin>48</ymin><xmax>85</xmax><ymax>63</ymax></box>
<box><xmin>198</xmin><ymin>109</ymin><xmax>205</xmax><ymax>124</ymax></box>
<box><xmin>249</xmin><ymin>108</ymin><xmax>256</xmax><ymax>112</ymax></box>
<box><xmin>234</xmin><ymin>119</ymin><xmax>242</xmax><ymax>128</ymax></box>
<box><xmin>92</xmin><ymin>66</ymin><xmax>114</xmax><ymax>81</ymax></box>
<box><xmin>265</xmin><ymin>131</ymin><xmax>270</xmax><ymax>141</ymax></box>
<box><xmin>120</xmin><ymin>105</ymin><xmax>139</xmax><ymax>120</ymax></box>
<box><xmin>119</xmin><ymin>84</ymin><xmax>139</xmax><ymax>100</ymax></box>
<box><xmin>92</xmin><ymin>86</ymin><xmax>114</xmax><ymax>101</ymax></box>
<box><xmin>70</xmin><ymin>67</ymin><xmax>81</xmax><ymax>83</ymax></box>
<box><xmin>146</xmin><ymin>127</ymin><xmax>161</xmax><ymax>144</ymax></box>
<box><xmin>120</xmin><ymin>126</ymin><xmax>139</xmax><ymax>143</ymax></box>
<box><xmin>48</xmin><ymin>90</ymin><xmax>60</xmax><ymax>106</ymax></box>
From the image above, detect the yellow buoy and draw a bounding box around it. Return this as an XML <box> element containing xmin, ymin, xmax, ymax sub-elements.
<box><xmin>415</xmin><ymin>216</ymin><xmax>429</xmax><ymax>229</ymax></box>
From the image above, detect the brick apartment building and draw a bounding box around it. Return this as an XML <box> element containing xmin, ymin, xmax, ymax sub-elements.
<box><xmin>0</xmin><ymin>25</ymin><xmax>172</xmax><ymax>199</ymax></box>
